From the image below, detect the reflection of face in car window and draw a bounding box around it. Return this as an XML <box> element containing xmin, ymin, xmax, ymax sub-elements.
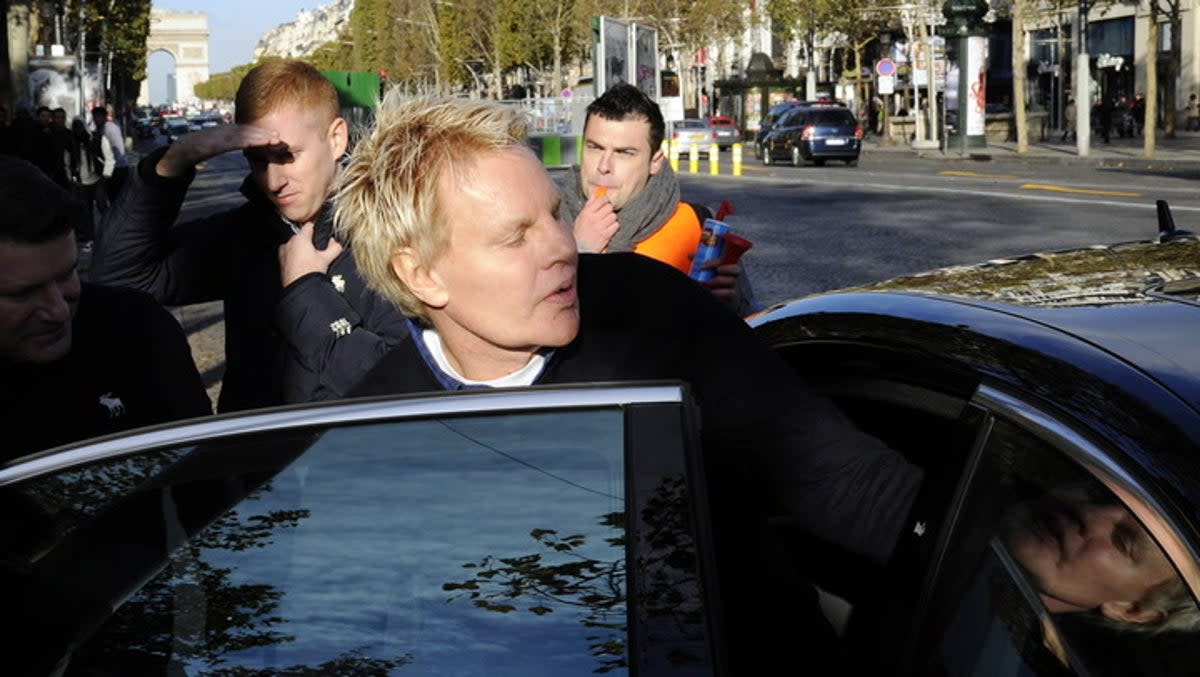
<box><xmin>1000</xmin><ymin>485</ymin><xmax>1181</xmax><ymax>626</ymax></box>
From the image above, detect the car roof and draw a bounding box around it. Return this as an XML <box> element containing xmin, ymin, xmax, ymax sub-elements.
<box><xmin>766</xmin><ymin>235</ymin><xmax>1200</xmax><ymax>410</ymax></box>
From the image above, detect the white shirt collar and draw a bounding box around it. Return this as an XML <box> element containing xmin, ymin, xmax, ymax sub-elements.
<box><xmin>420</xmin><ymin>328</ymin><xmax>546</xmax><ymax>388</ymax></box>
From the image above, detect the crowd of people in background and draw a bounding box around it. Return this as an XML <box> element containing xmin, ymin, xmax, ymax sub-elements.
<box><xmin>0</xmin><ymin>102</ymin><xmax>127</xmax><ymax>247</ymax></box>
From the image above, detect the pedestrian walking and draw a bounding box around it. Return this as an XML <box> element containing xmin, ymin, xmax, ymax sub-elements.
<box><xmin>1186</xmin><ymin>94</ymin><xmax>1199</xmax><ymax>132</ymax></box>
<box><xmin>1061</xmin><ymin>98</ymin><xmax>1076</xmax><ymax>142</ymax></box>
<box><xmin>67</xmin><ymin>117</ymin><xmax>113</xmax><ymax>245</ymax></box>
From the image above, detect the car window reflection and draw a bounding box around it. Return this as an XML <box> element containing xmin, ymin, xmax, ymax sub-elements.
<box><xmin>4</xmin><ymin>410</ymin><xmax>653</xmax><ymax>674</ymax></box>
<box><xmin>923</xmin><ymin>417</ymin><xmax>1200</xmax><ymax>676</ymax></box>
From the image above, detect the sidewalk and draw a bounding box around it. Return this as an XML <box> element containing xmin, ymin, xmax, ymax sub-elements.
<box><xmin>863</xmin><ymin>128</ymin><xmax>1200</xmax><ymax>170</ymax></box>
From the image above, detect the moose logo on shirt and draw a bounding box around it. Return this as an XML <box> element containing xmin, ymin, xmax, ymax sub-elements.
<box><xmin>98</xmin><ymin>392</ymin><xmax>125</xmax><ymax>418</ymax></box>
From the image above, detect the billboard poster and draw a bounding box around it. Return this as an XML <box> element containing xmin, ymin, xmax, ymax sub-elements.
<box><xmin>634</xmin><ymin>25</ymin><xmax>657</xmax><ymax>99</ymax></box>
<box><xmin>965</xmin><ymin>36</ymin><xmax>987</xmax><ymax>136</ymax></box>
<box><xmin>598</xmin><ymin>17</ymin><xmax>630</xmax><ymax>92</ymax></box>
<box><xmin>29</xmin><ymin>56</ymin><xmax>82</xmax><ymax>117</ymax></box>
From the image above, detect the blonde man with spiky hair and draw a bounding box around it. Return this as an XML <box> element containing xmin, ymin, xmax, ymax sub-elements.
<box><xmin>341</xmin><ymin>93</ymin><xmax>926</xmax><ymax>672</ymax></box>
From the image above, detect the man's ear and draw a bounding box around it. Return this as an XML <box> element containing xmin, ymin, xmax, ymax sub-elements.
<box><xmin>390</xmin><ymin>247</ymin><xmax>448</xmax><ymax>309</ymax></box>
<box><xmin>1099</xmin><ymin>600</ymin><xmax>1167</xmax><ymax>626</ymax></box>
<box><xmin>649</xmin><ymin>146</ymin><xmax>665</xmax><ymax>176</ymax></box>
<box><xmin>328</xmin><ymin>117</ymin><xmax>349</xmax><ymax>158</ymax></box>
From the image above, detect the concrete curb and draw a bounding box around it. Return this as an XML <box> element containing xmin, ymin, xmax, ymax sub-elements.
<box><xmin>863</xmin><ymin>137</ymin><xmax>1200</xmax><ymax>172</ymax></box>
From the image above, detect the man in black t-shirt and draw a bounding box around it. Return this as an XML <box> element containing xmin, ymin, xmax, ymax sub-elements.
<box><xmin>0</xmin><ymin>156</ymin><xmax>211</xmax><ymax>463</ymax></box>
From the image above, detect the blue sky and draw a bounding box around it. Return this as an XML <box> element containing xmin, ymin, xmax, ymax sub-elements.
<box><xmin>148</xmin><ymin>0</ymin><xmax>321</xmax><ymax>103</ymax></box>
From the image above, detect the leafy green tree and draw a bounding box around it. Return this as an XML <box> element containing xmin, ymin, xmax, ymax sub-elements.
<box><xmin>193</xmin><ymin>60</ymin><xmax>269</xmax><ymax>102</ymax></box>
<box><xmin>769</xmin><ymin>0</ymin><xmax>896</xmax><ymax>113</ymax></box>
<box><xmin>56</xmin><ymin>0</ymin><xmax>152</xmax><ymax>112</ymax></box>
<box><xmin>308</xmin><ymin>30</ymin><xmax>356</xmax><ymax>73</ymax></box>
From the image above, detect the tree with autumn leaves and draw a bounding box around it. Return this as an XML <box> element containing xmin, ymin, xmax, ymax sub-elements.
<box><xmin>12</xmin><ymin>0</ymin><xmax>154</xmax><ymax>112</ymax></box>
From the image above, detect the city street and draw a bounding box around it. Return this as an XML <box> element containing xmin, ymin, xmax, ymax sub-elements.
<box><xmin>117</xmin><ymin>134</ymin><xmax>1200</xmax><ymax>405</ymax></box>
<box><xmin>678</xmin><ymin>147</ymin><xmax>1200</xmax><ymax>304</ymax></box>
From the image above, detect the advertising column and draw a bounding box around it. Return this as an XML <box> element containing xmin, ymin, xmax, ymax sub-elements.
<box><xmin>943</xmin><ymin>0</ymin><xmax>990</xmax><ymax>154</ymax></box>
<box><xmin>963</xmin><ymin>35</ymin><xmax>987</xmax><ymax>145</ymax></box>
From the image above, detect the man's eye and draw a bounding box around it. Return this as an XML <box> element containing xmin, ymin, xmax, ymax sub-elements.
<box><xmin>1114</xmin><ymin>523</ymin><xmax>1140</xmax><ymax>561</ymax></box>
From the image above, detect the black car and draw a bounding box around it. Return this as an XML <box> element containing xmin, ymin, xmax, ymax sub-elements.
<box><xmin>750</xmin><ymin>225</ymin><xmax>1200</xmax><ymax>675</ymax></box>
<box><xmin>761</xmin><ymin>103</ymin><xmax>862</xmax><ymax>167</ymax></box>
<box><xmin>4</xmin><ymin>222</ymin><xmax>1200</xmax><ymax>674</ymax></box>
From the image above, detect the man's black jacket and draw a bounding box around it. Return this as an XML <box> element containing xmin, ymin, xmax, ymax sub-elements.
<box><xmin>90</xmin><ymin>147</ymin><xmax>408</xmax><ymax>412</ymax></box>
<box><xmin>1</xmin><ymin>284</ymin><xmax>211</xmax><ymax>463</ymax></box>
<box><xmin>351</xmin><ymin>252</ymin><xmax>924</xmax><ymax>669</ymax></box>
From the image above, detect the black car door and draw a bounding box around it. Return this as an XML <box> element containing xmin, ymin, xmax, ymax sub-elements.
<box><xmin>0</xmin><ymin>384</ymin><xmax>724</xmax><ymax>676</ymax></box>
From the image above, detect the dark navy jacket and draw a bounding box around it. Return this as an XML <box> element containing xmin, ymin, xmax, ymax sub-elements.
<box><xmin>90</xmin><ymin>147</ymin><xmax>408</xmax><ymax>412</ymax></box>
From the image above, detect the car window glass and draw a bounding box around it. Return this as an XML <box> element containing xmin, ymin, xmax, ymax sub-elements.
<box><xmin>781</xmin><ymin>110</ymin><xmax>803</xmax><ymax>127</ymax></box>
<box><xmin>1</xmin><ymin>408</ymin><xmax>712</xmax><ymax>675</ymax></box>
<box><xmin>811</xmin><ymin>110</ymin><xmax>855</xmax><ymax>125</ymax></box>
<box><xmin>917</xmin><ymin>417</ymin><xmax>1199</xmax><ymax>676</ymax></box>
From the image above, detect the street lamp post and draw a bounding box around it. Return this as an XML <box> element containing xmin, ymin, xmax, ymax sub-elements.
<box><xmin>1075</xmin><ymin>0</ymin><xmax>1092</xmax><ymax>157</ymax></box>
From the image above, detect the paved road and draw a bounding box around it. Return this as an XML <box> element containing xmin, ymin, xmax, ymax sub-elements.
<box><xmin>104</xmin><ymin>131</ymin><xmax>1200</xmax><ymax>408</ymax></box>
<box><xmin>678</xmin><ymin>147</ymin><xmax>1197</xmax><ymax>305</ymax></box>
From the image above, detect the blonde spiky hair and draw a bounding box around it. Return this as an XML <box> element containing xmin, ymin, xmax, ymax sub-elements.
<box><xmin>333</xmin><ymin>91</ymin><xmax>530</xmax><ymax>323</ymax></box>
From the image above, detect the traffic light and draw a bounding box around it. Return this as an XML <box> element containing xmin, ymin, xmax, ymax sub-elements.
<box><xmin>379</xmin><ymin>69</ymin><xmax>388</xmax><ymax>97</ymax></box>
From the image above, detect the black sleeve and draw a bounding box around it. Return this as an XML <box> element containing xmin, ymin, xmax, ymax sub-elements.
<box><xmin>136</xmin><ymin>297</ymin><xmax>214</xmax><ymax>420</ymax></box>
<box><xmin>90</xmin><ymin>147</ymin><xmax>236</xmax><ymax>305</ymax></box>
<box><xmin>275</xmin><ymin>253</ymin><xmax>411</xmax><ymax>403</ymax></box>
<box><xmin>625</xmin><ymin>254</ymin><xmax>923</xmax><ymax>564</ymax></box>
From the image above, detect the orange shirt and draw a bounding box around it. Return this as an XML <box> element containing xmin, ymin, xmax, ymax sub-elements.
<box><xmin>633</xmin><ymin>202</ymin><xmax>702</xmax><ymax>274</ymax></box>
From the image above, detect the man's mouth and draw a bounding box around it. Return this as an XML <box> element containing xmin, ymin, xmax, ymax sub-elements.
<box><xmin>548</xmin><ymin>278</ymin><xmax>577</xmax><ymax>305</ymax></box>
<box><xmin>27</xmin><ymin>322</ymin><xmax>69</xmax><ymax>346</ymax></box>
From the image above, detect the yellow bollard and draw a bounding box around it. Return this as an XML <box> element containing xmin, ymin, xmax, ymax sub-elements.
<box><xmin>688</xmin><ymin>144</ymin><xmax>699</xmax><ymax>174</ymax></box>
<box><xmin>709</xmin><ymin>143</ymin><xmax>719</xmax><ymax>175</ymax></box>
<box><xmin>669</xmin><ymin>140</ymin><xmax>680</xmax><ymax>173</ymax></box>
<box><xmin>732</xmin><ymin>143</ymin><xmax>743</xmax><ymax>177</ymax></box>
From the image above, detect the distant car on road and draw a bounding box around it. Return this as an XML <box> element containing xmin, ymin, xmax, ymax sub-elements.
<box><xmin>706</xmin><ymin>115</ymin><xmax>741</xmax><ymax>150</ymax></box>
<box><xmin>161</xmin><ymin>116</ymin><xmax>190</xmax><ymax>143</ymax></box>
<box><xmin>134</xmin><ymin>115</ymin><xmax>155</xmax><ymax>139</ymax></box>
<box><xmin>188</xmin><ymin>114</ymin><xmax>222</xmax><ymax>132</ymax></box>
<box><xmin>754</xmin><ymin>100</ymin><xmax>802</xmax><ymax>159</ymax></box>
<box><xmin>761</xmin><ymin>103</ymin><xmax>862</xmax><ymax>167</ymax></box>
<box><xmin>670</xmin><ymin>119</ymin><xmax>720</xmax><ymax>156</ymax></box>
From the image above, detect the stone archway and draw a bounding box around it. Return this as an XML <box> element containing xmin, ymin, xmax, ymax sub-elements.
<box><xmin>139</xmin><ymin>8</ymin><xmax>209</xmax><ymax>106</ymax></box>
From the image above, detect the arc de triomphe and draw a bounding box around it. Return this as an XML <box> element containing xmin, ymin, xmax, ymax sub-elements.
<box><xmin>139</xmin><ymin>8</ymin><xmax>209</xmax><ymax>105</ymax></box>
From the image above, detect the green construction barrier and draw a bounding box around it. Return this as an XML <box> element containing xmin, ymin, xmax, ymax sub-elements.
<box><xmin>529</xmin><ymin>134</ymin><xmax>581</xmax><ymax>168</ymax></box>
<box><xmin>319</xmin><ymin>70</ymin><xmax>381</xmax><ymax>110</ymax></box>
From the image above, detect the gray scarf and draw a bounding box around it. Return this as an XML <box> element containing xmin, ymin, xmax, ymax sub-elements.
<box><xmin>561</xmin><ymin>162</ymin><xmax>681</xmax><ymax>252</ymax></box>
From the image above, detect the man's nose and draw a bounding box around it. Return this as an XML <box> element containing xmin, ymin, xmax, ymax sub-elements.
<box><xmin>35</xmin><ymin>282</ymin><xmax>73</xmax><ymax>322</ymax></box>
<box><xmin>595</xmin><ymin>151</ymin><xmax>613</xmax><ymax>174</ymax></box>
<box><xmin>265</xmin><ymin>163</ymin><xmax>288</xmax><ymax>192</ymax></box>
<box><xmin>1080</xmin><ymin>503</ymin><xmax>1127</xmax><ymax>534</ymax></box>
<box><xmin>545</xmin><ymin>215</ymin><xmax>577</xmax><ymax>263</ymax></box>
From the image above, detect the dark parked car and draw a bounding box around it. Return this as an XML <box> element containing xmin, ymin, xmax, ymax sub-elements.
<box><xmin>761</xmin><ymin>103</ymin><xmax>862</xmax><ymax>166</ymax></box>
<box><xmin>4</xmin><ymin>214</ymin><xmax>1199</xmax><ymax>675</ymax></box>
